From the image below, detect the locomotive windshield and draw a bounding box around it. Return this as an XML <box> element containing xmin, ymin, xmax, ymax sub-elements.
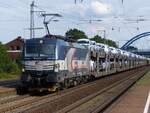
<box><xmin>25</xmin><ymin>44</ymin><xmax>55</xmax><ymax>57</ymax></box>
<box><xmin>24</xmin><ymin>39</ymin><xmax>56</xmax><ymax>59</ymax></box>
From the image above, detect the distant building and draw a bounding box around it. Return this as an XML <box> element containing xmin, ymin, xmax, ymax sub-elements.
<box><xmin>5</xmin><ymin>37</ymin><xmax>24</xmax><ymax>62</ymax></box>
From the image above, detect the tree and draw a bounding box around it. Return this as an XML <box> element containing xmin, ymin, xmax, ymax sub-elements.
<box><xmin>65</xmin><ymin>28</ymin><xmax>88</xmax><ymax>40</ymax></box>
<box><xmin>91</xmin><ymin>35</ymin><xmax>118</xmax><ymax>48</ymax></box>
<box><xmin>126</xmin><ymin>46</ymin><xmax>138</xmax><ymax>52</ymax></box>
<box><xmin>106</xmin><ymin>39</ymin><xmax>118</xmax><ymax>48</ymax></box>
<box><xmin>91</xmin><ymin>35</ymin><xmax>104</xmax><ymax>43</ymax></box>
<box><xmin>0</xmin><ymin>43</ymin><xmax>19</xmax><ymax>73</ymax></box>
<box><xmin>0</xmin><ymin>43</ymin><xmax>10</xmax><ymax>72</ymax></box>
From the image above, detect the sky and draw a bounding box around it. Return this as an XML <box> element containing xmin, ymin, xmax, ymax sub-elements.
<box><xmin>0</xmin><ymin>0</ymin><xmax>150</xmax><ymax>49</ymax></box>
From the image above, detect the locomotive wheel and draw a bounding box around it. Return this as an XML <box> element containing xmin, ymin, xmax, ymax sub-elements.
<box><xmin>77</xmin><ymin>77</ymin><xmax>82</xmax><ymax>85</ymax></box>
<box><xmin>57</xmin><ymin>83</ymin><xmax>64</xmax><ymax>90</ymax></box>
<box><xmin>16</xmin><ymin>83</ymin><xmax>29</xmax><ymax>95</ymax></box>
<box><xmin>73</xmin><ymin>80</ymin><xmax>78</xmax><ymax>86</ymax></box>
<box><xmin>83</xmin><ymin>76</ymin><xmax>88</xmax><ymax>83</ymax></box>
<box><xmin>64</xmin><ymin>79</ymin><xmax>69</xmax><ymax>89</ymax></box>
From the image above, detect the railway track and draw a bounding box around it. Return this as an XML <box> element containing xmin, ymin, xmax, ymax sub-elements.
<box><xmin>0</xmin><ymin>66</ymin><xmax>148</xmax><ymax>113</ymax></box>
<box><xmin>0</xmin><ymin>79</ymin><xmax>18</xmax><ymax>98</ymax></box>
<box><xmin>0</xmin><ymin>80</ymin><xmax>18</xmax><ymax>87</ymax></box>
<box><xmin>58</xmin><ymin>68</ymin><xmax>148</xmax><ymax>113</ymax></box>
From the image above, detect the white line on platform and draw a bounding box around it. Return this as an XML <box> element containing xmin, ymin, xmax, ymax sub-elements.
<box><xmin>143</xmin><ymin>91</ymin><xmax>150</xmax><ymax>113</ymax></box>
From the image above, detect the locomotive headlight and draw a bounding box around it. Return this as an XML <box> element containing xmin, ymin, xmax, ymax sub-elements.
<box><xmin>39</xmin><ymin>40</ymin><xmax>43</xmax><ymax>44</ymax></box>
<box><xmin>22</xmin><ymin>63</ymin><xmax>25</xmax><ymax>72</ymax></box>
<box><xmin>22</xmin><ymin>68</ymin><xmax>25</xmax><ymax>72</ymax></box>
<box><xmin>54</xmin><ymin>64</ymin><xmax>60</xmax><ymax>72</ymax></box>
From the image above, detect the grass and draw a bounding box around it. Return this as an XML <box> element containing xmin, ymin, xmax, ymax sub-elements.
<box><xmin>0</xmin><ymin>72</ymin><xmax>20</xmax><ymax>80</ymax></box>
<box><xmin>135</xmin><ymin>71</ymin><xmax>150</xmax><ymax>86</ymax></box>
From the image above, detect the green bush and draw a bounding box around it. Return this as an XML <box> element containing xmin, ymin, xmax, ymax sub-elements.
<box><xmin>0</xmin><ymin>72</ymin><xmax>19</xmax><ymax>79</ymax></box>
<box><xmin>3</xmin><ymin>62</ymin><xmax>20</xmax><ymax>73</ymax></box>
<box><xmin>0</xmin><ymin>43</ymin><xmax>20</xmax><ymax>79</ymax></box>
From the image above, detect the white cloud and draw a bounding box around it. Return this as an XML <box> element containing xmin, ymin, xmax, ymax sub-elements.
<box><xmin>91</xmin><ymin>0</ymin><xmax>112</xmax><ymax>15</ymax></box>
<box><xmin>62</xmin><ymin>3</ymin><xmax>88</xmax><ymax>17</ymax></box>
<box><xmin>136</xmin><ymin>7</ymin><xmax>150</xmax><ymax>16</ymax></box>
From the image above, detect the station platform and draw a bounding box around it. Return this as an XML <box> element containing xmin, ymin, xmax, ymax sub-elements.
<box><xmin>105</xmin><ymin>70</ymin><xmax>150</xmax><ymax>113</ymax></box>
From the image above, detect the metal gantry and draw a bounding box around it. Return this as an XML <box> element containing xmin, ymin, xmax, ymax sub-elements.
<box><xmin>30</xmin><ymin>1</ymin><xmax>35</xmax><ymax>39</ymax></box>
<box><xmin>29</xmin><ymin>1</ymin><xmax>62</xmax><ymax>38</ymax></box>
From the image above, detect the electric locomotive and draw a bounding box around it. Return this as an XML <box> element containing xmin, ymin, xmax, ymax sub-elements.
<box><xmin>17</xmin><ymin>35</ymin><xmax>90</xmax><ymax>94</ymax></box>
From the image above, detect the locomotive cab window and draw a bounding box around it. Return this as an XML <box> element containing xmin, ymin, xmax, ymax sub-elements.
<box><xmin>24</xmin><ymin>39</ymin><xmax>56</xmax><ymax>59</ymax></box>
